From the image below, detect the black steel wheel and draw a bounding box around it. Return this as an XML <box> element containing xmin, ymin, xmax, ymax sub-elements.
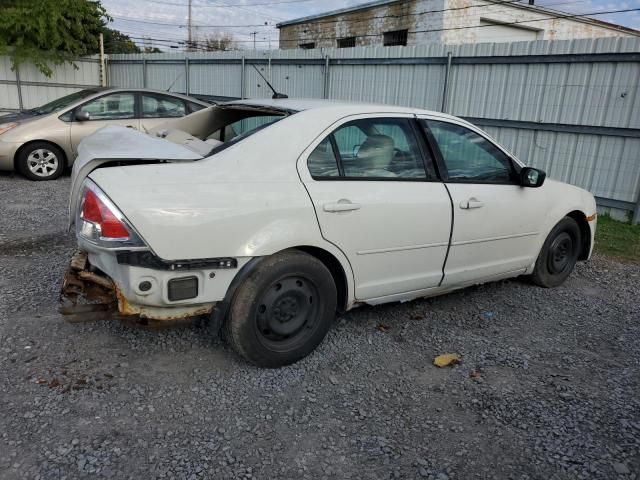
<box><xmin>530</xmin><ymin>217</ymin><xmax>581</xmax><ymax>288</ymax></box>
<box><xmin>224</xmin><ymin>250</ymin><xmax>337</xmax><ymax>367</ymax></box>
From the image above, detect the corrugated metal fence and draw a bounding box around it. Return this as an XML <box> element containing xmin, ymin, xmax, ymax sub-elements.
<box><xmin>108</xmin><ymin>37</ymin><xmax>640</xmax><ymax>222</ymax></box>
<box><xmin>0</xmin><ymin>56</ymin><xmax>100</xmax><ymax>113</ymax></box>
<box><xmin>0</xmin><ymin>38</ymin><xmax>638</xmax><ymax>221</ymax></box>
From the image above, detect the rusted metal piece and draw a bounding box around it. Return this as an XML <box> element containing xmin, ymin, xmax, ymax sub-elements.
<box><xmin>59</xmin><ymin>251</ymin><xmax>117</xmax><ymax>322</ymax></box>
<box><xmin>115</xmin><ymin>287</ymin><xmax>214</xmax><ymax>320</ymax></box>
<box><xmin>69</xmin><ymin>250</ymin><xmax>88</xmax><ymax>271</ymax></box>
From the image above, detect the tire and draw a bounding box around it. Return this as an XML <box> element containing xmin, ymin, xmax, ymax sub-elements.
<box><xmin>17</xmin><ymin>142</ymin><xmax>65</xmax><ymax>181</ymax></box>
<box><xmin>224</xmin><ymin>250</ymin><xmax>337</xmax><ymax>367</ymax></box>
<box><xmin>530</xmin><ymin>217</ymin><xmax>581</xmax><ymax>288</ymax></box>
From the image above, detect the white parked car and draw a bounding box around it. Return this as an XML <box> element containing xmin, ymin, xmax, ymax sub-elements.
<box><xmin>62</xmin><ymin>99</ymin><xmax>597</xmax><ymax>367</ymax></box>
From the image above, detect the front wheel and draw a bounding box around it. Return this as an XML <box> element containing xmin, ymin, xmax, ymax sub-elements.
<box><xmin>224</xmin><ymin>251</ymin><xmax>337</xmax><ymax>367</ymax></box>
<box><xmin>530</xmin><ymin>217</ymin><xmax>581</xmax><ymax>288</ymax></box>
<box><xmin>17</xmin><ymin>142</ymin><xmax>65</xmax><ymax>181</ymax></box>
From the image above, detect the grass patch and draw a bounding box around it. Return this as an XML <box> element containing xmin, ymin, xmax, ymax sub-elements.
<box><xmin>594</xmin><ymin>214</ymin><xmax>640</xmax><ymax>263</ymax></box>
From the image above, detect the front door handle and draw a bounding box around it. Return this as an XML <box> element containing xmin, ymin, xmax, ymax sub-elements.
<box><xmin>126</xmin><ymin>125</ymin><xmax>136</xmax><ymax>129</ymax></box>
<box><xmin>323</xmin><ymin>200</ymin><xmax>361</xmax><ymax>213</ymax></box>
<box><xmin>459</xmin><ymin>198</ymin><xmax>484</xmax><ymax>209</ymax></box>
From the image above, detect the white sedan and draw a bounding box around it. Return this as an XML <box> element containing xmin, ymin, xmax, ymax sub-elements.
<box><xmin>62</xmin><ymin>99</ymin><xmax>597</xmax><ymax>367</ymax></box>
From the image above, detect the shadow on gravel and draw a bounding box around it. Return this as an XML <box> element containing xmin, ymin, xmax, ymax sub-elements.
<box><xmin>0</xmin><ymin>231</ymin><xmax>74</xmax><ymax>255</ymax></box>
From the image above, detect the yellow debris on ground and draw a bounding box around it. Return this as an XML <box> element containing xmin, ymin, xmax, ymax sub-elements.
<box><xmin>433</xmin><ymin>353</ymin><xmax>460</xmax><ymax>368</ymax></box>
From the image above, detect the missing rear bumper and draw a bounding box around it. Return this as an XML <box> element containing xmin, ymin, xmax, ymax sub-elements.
<box><xmin>59</xmin><ymin>250</ymin><xmax>215</xmax><ymax>323</ymax></box>
<box><xmin>59</xmin><ymin>251</ymin><xmax>117</xmax><ymax>322</ymax></box>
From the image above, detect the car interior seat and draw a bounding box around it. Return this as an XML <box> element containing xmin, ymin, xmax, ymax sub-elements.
<box><xmin>354</xmin><ymin>134</ymin><xmax>395</xmax><ymax>176</ymax></box>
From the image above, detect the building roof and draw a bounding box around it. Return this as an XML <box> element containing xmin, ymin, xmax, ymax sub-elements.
<box><xmin>276</xmin><ymin>0</ymin><xmax>640</xmax><ymax>36</ymax></box>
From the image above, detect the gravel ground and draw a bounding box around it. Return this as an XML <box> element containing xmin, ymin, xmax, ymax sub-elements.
<box><xmin>0</xmin><ymin>172</ymin><xmax>639</xmax><ymax>480</ymax></box>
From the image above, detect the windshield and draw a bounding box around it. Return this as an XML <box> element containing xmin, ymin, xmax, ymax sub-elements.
<box><xmin>31</xmin><ymin>88</ymin><xmax>105</xmax><ymax>115</ymax></box>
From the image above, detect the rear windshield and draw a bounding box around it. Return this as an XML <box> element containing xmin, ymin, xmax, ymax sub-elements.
<box><xmin>208</xmin><ymin>116</ymin><xmax>283</xmax><ymax>155</ymax></box>
<box><xmin>199</xmin><ymin>105</ymin><xmax>292</xmax><ymax>155</ymax></box>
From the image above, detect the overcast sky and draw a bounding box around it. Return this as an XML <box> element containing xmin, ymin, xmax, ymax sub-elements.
<box><xmin>102</xmin><ymin>0</ymin><xmax>640</xmax><ymax>51</ymax></box>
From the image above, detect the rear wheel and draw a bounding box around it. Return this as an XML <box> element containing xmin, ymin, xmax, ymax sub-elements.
<box><xmin>530</xmin><ymin>217</ymin><xmax>581</xmax><ymax>288</ymax></box>
<box><xmin>17</xmin><ymin>142</ymin><xmax>65</xmax><ymax>181</ymax></box>
<box><xmin>224</xmin><ymin>251</ymin><xmax>337</xmax><ymax>367</ymax></box>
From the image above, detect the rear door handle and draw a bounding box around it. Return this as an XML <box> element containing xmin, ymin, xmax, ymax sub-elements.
<box><xmin>459</xmin><ymin>198</ymin><xmax>484</xmax><ymax>209</ymax></box>
<box><xmin>323</xmin><ymin>200</ymin><xmax>361</xmax><ymax>212</ymax></box>
<box><xmin>126</xmin><ymin>125</ymin><xmax>136</xmax><ymax>129</ymax></box>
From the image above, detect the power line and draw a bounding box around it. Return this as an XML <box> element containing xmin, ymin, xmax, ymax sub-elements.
<box><xmin>142</xmin><ymin>0</ymin><xmax>314</xmax><ymax>7</ymax></box>
<box><xmin>109</xmin><ymin>0</ymin><xmax>611</xmax><ymax>30</ymax></box>
<box><xmin>271</xmin><ymin>0</ymin><xmax>631</xmax><ymax>27</ymax></box>
<box><xmin>123</xmin><ymin>7</ymin><xmax>640</xmax><ymax>45</ymax></box>
<box><xmin>112</xmin><ymin>15</ymin><xmax>272</xmax><ymax>27</ymax></box>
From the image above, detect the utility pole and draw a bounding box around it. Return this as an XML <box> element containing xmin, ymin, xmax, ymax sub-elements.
<box><xmin>99</xmin><ymin>33</ymin><xmax>106</xmax><ymax>87</ymax></box>
<box><xmin>250</xmin><ymin>31</ymin><xmax>257</xmax><ymax>50</ymax></box>
<box><xmin>187</xmin><ymin>0</ymin><xmax>193</xmax><ymax>52</ymax></box>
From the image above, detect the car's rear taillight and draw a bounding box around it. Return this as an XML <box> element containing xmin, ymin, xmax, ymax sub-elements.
<box><xmin>77</xmin><ymin>180</ymin><xmax>145</xmax><ymax>248</ymax></box>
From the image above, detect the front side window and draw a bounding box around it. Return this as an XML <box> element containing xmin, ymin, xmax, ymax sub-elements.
<box><xmin>142</xmin><ymin>94</ymin><xmax>186</xmax><ymax>118</ymax></box>
<box><xmin>308</xmin><ymin>118</ymin><xmax>434</xmax><ymax>180</ymax></box>
<box><xmin>425</xmin><ymin>120</ymin><xmax>516</xmax><ymax>184</ymax></box>
<box><xmin>79</xmin><ymin>93</ymin><xmax>135</xmax><ymax>120</ymax></box>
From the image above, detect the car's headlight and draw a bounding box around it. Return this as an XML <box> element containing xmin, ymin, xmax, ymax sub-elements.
<box><xmin>0</xmin><ymin>122</ymin><xmax>18</xmax><ymax>136</ymax></box>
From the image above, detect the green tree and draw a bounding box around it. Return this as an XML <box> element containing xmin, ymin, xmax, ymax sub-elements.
<box><xmin>101</xmin><ymin>28</ymin><xmax>141</xmax><ymax>55</ymax></box>
<box><xmin>0</xmin><ymin>0</ymin><xmax>108</xmax><ymax>76</ymax></box>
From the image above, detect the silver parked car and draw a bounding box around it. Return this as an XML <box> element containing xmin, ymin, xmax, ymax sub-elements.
<box><xmin>0</xmin><ymin>87</ymin><xmax>210</xmax><ymax>180</ymax></box>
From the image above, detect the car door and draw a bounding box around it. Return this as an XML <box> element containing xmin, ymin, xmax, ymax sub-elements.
<box><xmin>70</xmin><ymin>92</ymin><xmax>139</xmax><ymax>153</ymax></box>
<box><xmin>299</xmin><ymin>114</ymin><xmax>452</xmax><ymax>301</ymax></box>
<box><xmin>139</xmin><ymin>93</ymin><xmax>191</xmax><ymax>131</ymax></box>
<box><xmin>419</xmin><ymin>117</ymin><xmax>548</xmax><ymax>286</ymax></box>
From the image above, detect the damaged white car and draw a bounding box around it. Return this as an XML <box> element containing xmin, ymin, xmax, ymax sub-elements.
<box><xmin>61</xmin><ymin>98</ymin><xmax>597</xmax><ymax>367</ymax></box>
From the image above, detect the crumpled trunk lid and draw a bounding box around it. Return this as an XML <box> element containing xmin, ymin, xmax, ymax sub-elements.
<box><xmin>68</xmin><ymin>125</ymin><xmax>204</xmax><ymax>227</ymax></box>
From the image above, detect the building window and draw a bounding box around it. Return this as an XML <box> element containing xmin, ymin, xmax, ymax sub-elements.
<box><xmin>299</xmin><ymin>42</ymin><xmax>315</xmax><ymax>49</ymax></box>
<box><xmin>337</xmin><ymin>36</ymin><xmax>356</xmax><ymax>48</ymax></box>
<box><xmin>383</xmin><ymin>29</ymin><xmax>408</xmax><ymax>46</ymax></box>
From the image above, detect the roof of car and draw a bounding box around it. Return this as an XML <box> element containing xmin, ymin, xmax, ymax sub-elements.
<box><xmin>91</xmin><ymin>87</ymin><xmax>210</xmax><ymax>104</ymax></box>
<box><xmin>224</xmin><ymin>97</ymin><xmax>454</xmax><ymax>118</ymax></box>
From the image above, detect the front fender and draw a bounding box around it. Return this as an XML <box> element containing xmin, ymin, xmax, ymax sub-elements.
<box><xmin>527</xmin><ymin>180</ymin><xmax>597</xmax><ymax>270</ymax></box>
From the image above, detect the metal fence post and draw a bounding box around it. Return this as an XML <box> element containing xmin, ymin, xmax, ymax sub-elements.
<box><xmin>323</xmin><ymin>55</ymin><xmax>330</xmax><ymax>99</ymax></box>
<box><xmin>15</xmin><ymin>65</ymin><xmax>24</xmax><ymax>111</ymax></box>
<box><xmin>185</xmin><ymin>57</ymin><xmax>190</xmax><ymax>95</ymax></box>
<box><xmin>633</xmin><ymin>189</ymin><xmax>640</xmax><ymax>225</ymax></box>
<box><xmin>441</xmin><ymin>51</ymin><xmax>452</xmax><ymax>113</ymax></box>
<box><xmin>142</xmin><ymin>58</ymin><xmax>147</xmax><ymax>88</ymax></box>
<box><xmin>240</xmin><ymin>56</ymin><xmax>245</xmax><ymax>99</ymax></box>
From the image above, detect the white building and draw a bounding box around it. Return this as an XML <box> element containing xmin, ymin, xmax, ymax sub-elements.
<box><xmin>277</xmin><ymin>0</ymin><xmax>640</xmax><ymax>49</ymax></box>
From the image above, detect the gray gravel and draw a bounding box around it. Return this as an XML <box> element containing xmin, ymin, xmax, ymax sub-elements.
<box><xmin>1</xmin><ymin>172</ymin><xmax>639</xmax><ymax>480</ymax></box>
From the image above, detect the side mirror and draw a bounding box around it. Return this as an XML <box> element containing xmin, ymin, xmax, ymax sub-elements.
<box><xmin>74</xmin><ymin>110</ymin><xmax>90</xmax><ymax>122</ymax></box>
<box><xmin>520</xmin><ymin>167</ymin><xmax>546</xmax><ymax>188</ymax></box>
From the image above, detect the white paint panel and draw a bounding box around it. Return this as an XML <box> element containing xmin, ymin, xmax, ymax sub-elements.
<box><xmin>477</xmin><ymin>20</ymin><xmax>540</xmax><ymax>43</ymax></box>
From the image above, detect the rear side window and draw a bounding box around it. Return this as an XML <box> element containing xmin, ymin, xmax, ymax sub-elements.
<box><xmin>187</xmin><ymin>101</ymin><xmax>206</xmax><ymax>113</ymax></box>
<box><xmin>142</xmin><ymin>94</ymin><xmax>186</xmax><ymax>118</ymax></box>
<box><xmin>308</xmin><ymin>137</ymin><xmax>340</xmax><ymax>178</ymax></box>
<box><xmin>308</xmin><ymin>118</ymin><xmax>435</xmax><ymax>180</ymax></box>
